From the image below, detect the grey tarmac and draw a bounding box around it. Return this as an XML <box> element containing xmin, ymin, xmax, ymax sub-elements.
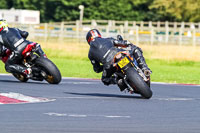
<box><xmin>0</xmin><ymin>74</ymin><xmax>200</xmax><ymax>133</ymax></box>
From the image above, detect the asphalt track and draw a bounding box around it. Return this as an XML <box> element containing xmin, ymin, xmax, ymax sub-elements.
<box><xmin>0</xmin><ymin>74</ymin><xmax>200</xmax><ymax>133</ymax></box>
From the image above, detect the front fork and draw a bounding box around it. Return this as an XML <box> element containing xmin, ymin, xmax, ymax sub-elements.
<box><xmin>123</xmin><ymin>75</ymin><xmax>134</xmax><ymax>93</ymax></box>
<box><xmin>133</xmin><ymin>63</ymin><xmax>148</xmax><ymax>82</ymax></box>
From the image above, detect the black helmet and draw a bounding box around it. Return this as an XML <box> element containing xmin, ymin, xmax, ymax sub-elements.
<box><xmin>86</xmin><ymin>29</ymin><xmax>101</xmax><ymax>44</ymax></box>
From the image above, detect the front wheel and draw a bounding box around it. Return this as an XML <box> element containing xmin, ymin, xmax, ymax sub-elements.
<box><xmin>35</xmin><ymin>57</ymin><xmax>62</xmax><ymax>84</ymax></box>
<box><xmin>125</xmin><ymin>67</ymin><xmax>152</xmax><ymax>99</ymax></box>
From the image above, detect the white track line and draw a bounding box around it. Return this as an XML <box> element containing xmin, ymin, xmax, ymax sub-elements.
<box><xmin>44</xmin><ymin>112</ymin><xmax>131</xmax><ymax>118</ymax></box>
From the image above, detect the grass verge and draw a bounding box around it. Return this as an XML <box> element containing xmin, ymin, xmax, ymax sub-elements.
<box><xmin>147</xmin><ymin>59</ymin><xmax>200</xmax><ymax>84</ymax></box>
<box><xmin>0</xmin><ymin>43</ymin><xmax>200</xmax><ymax>84</ymax></box>
<box><xmin>1</xmin><ymin>57</ymin><xmax>200</xmax><ymax>84</ymax></box>
<box><xmin>52</xmin><ymin>58</ymin><xmax>200</xmax><ymax>84</ymax></box>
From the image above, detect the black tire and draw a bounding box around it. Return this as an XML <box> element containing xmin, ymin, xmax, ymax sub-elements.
<box><xmin>125</xmin><ymin>67</ymin><xmax>152</xmax><ymax>99</ymax></box>
<box><xmin>12</xmin><ymin>73</ymin><xmax>29</xmax><ymax>82</ymax></box>
<box><xmin>35</xmin><ymin>57</ymin><xmax>62</xmax><ymax>84</ymax></box>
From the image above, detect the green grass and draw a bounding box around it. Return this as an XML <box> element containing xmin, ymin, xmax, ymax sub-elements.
<box><xmin>0</xmin><ymin>49</ymin><xmax>200</xmax><ymax>84</ymax></box>
<box><xmin>147</xmin><ymin>59</ymin><xmax>200</xmax><ymax>84</ymax></box>
<box><xmin>51</xmin><ymin>58</ymin><xmax>101</xmax><ymax>79</ymax></box>
<box><xmin>52</xmin><ymin>58</ymin><xmax>200</xmax><ymax>84</ymax></box>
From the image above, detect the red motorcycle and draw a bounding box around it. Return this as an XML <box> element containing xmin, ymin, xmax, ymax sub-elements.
<box><xmin>1</xmin><ymin>43</ymin><xmax>61</xmax><ymax>84</ymax></box>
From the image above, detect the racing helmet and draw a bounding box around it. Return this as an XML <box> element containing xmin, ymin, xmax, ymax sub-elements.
<box><xmin>0</xmin><ymin>19</ymin><xmax>8</xmax><ymax>31</ymax></box>
<box><xmin>86</xmin><ymin>29</ymin><xmax>102</xmax><ymax>44</ymax></box>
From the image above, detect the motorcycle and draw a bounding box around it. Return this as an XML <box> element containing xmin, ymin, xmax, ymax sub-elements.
<box><xmin>113</xmin><ymin>50</ymin><xmax>152</xmax><ymax>99</ymax></box>
<box><xmin>1</xmin><ymin>43</ymin><xmax>62</xmax><ymax>84</ymax></box>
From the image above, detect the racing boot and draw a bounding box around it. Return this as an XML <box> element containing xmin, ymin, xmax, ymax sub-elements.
<box><xmin>117</xmin><ymin>79</ymin><xmax>127</xmax><ymax>91</ymax></box>
<box><xmin>23</xmin><ymin>68</ymin><xmax>32</xmax><ymax>78</ymax></box>
<box><xmin>134</xmin><ymin>48</ymin><xmax>152</xmax><ymax>77</ymax></box>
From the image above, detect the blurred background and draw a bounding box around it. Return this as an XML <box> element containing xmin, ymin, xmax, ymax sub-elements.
<box><xmin>0</xmin><ymin>0</ymin><xmax>200</xmax><ymax>83</ymax></box>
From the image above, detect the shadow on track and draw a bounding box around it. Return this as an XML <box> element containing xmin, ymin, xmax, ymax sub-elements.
<box><xmin>64</xmin><ymin>92</ymin><xmax>144</xmax><ymax>99</ymax></box>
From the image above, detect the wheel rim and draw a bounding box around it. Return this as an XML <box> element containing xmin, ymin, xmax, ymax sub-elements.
<box><xmin>46</xmin><ymin>75</ymin><xmax>54</xmax><ymax>83</ymax></box>
<box><xmin>16</xmin><ymin>74</ymin><xmax>25</xmax><ymax>81</ymax></box>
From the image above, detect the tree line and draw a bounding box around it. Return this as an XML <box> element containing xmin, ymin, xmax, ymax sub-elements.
<box><xmin>0</xmin><ymin>0</ymin><xmax>200</xmax><ymax>23</ymax></box>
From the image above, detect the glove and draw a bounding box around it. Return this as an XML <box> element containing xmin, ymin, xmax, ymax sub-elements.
<box><xmin>117</xmin><ymin>35</ymin><xmax>123</xmax><ymax>40</ymax></box>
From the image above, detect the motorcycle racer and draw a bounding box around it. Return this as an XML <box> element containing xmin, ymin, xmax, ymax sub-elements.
<box><xmin>86</xmin><ymin>29</ymin><xmax>151</xmax><ymax>91</ymax></box>
<box><xmin>0</xmin><ymin>19</ymin><xmax>46</xmax><ymax>77</ymax></box>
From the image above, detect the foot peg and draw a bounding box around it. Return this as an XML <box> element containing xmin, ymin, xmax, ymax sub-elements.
<box><xmin>142</xmin><ymin>68</ymin><xmax>152</xmax><ymax>77</ymax></box>
<box><xmin>144</xmin><ymin>69</ymin><xmax>152</xmax><ymax>77</ymax></box>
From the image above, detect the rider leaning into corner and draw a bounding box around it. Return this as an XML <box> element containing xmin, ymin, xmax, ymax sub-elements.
<box><xmin>86</xmin><ymin>29</ymin><xmax>152</xmax><ymax>91</ymax></box>
<box><xmin>0</xmin><ymin>19</ymin><xmax>46</xmax><ymax>78</ymax></box>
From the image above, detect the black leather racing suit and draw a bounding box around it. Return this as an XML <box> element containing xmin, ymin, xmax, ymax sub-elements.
<box><xmin>88</xmin><ymin>37</ymin><xmax>139</xmax><ymax>85</ymax></box>
<box><xmin>0</xmin><ymin>27</ymin><xmax>45</xmax><ymax>75</ymax></box>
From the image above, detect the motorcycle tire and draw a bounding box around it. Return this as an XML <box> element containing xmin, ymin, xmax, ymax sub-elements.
<box><xmin>125</xmin><ymin>67</ymin><xmax>152</xmax><ymax>99</ymax></box>
<box><xmin>35</xmin><ymin>57</ymin><xmax>61</xmax><ymax>84</ymax></box>
<box><xmin>12</xmin><ymin>73</ymin><xmax>29</xmax><ymax>82</ymax></box>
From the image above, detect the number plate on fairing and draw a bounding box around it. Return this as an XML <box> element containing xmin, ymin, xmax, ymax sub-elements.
<box><xmin>118</xmin><ymin>57</ymin><xmax>130</xmax><ymax>68</ymax></box>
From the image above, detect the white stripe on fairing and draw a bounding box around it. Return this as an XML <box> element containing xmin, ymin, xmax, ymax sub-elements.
<box><xmin>14</xmin><ymin>38</ymin><xmax>24</xmax><ymax>47</ymax></box>
<box><xmin>103</xmin><ymin>49</ymin><xmax>111</xmax><ymax>59</ymax></box>
<box><xmin>0</xmin><ymin>92</ymin><xmax>55</xmax><ymax>103</ymax></box>
<box><xmin>0</xmin><ymin>35</ymin><xmax>3</xmax><ymax>43</ymax></box>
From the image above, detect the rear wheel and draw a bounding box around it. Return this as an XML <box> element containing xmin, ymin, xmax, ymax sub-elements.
<box><xmin>35</xmin><ymin>57</ymin><xmax>61</xmax><ymax>84</ymax></box>
<box><xmin>125</xmin><ymin>67</ymin><xmax>152</xmax><ymax>99</ymax></box>
<box><xmin>12</xmin><ymin>73</ymin><xmax>28</xmax><ymax>82</ymax></box>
